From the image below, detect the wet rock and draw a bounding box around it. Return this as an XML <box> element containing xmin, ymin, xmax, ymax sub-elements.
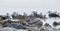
<box><xmin>27</xmin><ymin>27</ymin><xmax>40</xmax><ymax>31</ymax></box>
<box><xmin>0</xmin><ymin>27</ymin><xmax>16</xmax><ymax>31</ymax></box>
<box><xmin>41</xmin><ymin>23</ymin><xmax>59</xmax><ymax>31</ymax></box>
<box><xmin>0</xmin><ymin>16</ymin><xmax>3</xmax><ymax>21</ymax></box>
<box><xmin>44</xmin><ymin>23</ymin><xmax>51</xmax><ymax>27</ymax></box>
<box><xmin>40</xmin><ymin>26</ymin><xmax>58</xmax><ymax>31</ymax></box>
<box><xmin>16</xmin><ymin>29</ymin><xmax>28</xmax><ymax>31</ymax></box>
<box><xmin>34</xmin><ymin>20</ymin><xmax>43</xmax><ymax>28</ymax></box>
<box><xmin>0</xmin><ymin>27</ymin><xmax>28</xmax><ymax>31</ymax></box>
<box><xmin>9</xmin><ymin>23</ymin><xmax>27</xmax><ymax>29</ymax></box>
<box><xmin>48</xmin><ymin>13</ymin><xmax>60</xmax><ymax>18</ymax></box>
<box><xmin>53</xmin><ymin>21</ymin><xmax>58</xmax><ymax>26</ymax></box>
<box><xmin>2</xmin><ymin>21</ymin><xmax>11</xmax><ymax>27</ymax></box>
<box><xmin>27</xmin><ymin>18</ymin><xmax>43</xmax><ymax>27</ymax></box>
<box><xmin>57</xmin><ymin>28</ymin><xmax>60</xmax><ymax>31</ymax></box>
<box><xmin>0</xmin><ymin>24</ymin><xmax>3</xmax><ymax>28</ymax></box>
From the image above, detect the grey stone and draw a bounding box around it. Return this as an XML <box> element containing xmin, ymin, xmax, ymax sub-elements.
<box><xmin>9</xmin><ymin>23</ymin><xmax>27</xmax><ymax>29</ymax></box>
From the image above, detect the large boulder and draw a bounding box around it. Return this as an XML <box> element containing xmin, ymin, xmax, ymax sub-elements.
<box><xmin>0</xmin><ymin>27</ymin><xmax>28</xmax><ymax>31</ymax></box>
<box><xmin>9</xmin><ymin>23</ymin><xmax>27</xmax><ymax>29</ymax></box>
<box><xmin>53</xmin><ymin>21</ymin><xmax>58</xmax><ymax>26</ymax></box>
<box><xmin>27</xmin><ymin>18</ymin><xmax>43</xmax><ymax>27</ymax></box>
<box><xmin>0</xmin><ymin>27</ymin><xmax>16</xmax><ymax>31</ymax></box>
<box><xmin>48</xmin><ymin>13</ymin><xmax>60</xmax><ymax>18</ymax></box>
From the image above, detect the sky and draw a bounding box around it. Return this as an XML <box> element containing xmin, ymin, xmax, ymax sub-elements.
<box><xmin>0</xmin><ymin>0</ymin><xmax>60</xmax><ymax>15</ymax></box>
<box><xmin>0</xmin><ymin>0</ymin><xmax>60</xmax><ymax>8</ymax></box>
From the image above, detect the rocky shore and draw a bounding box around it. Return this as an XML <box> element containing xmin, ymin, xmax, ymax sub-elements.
<box><xmin>0</xmin><ymin>11</ymin><xmax>60</xmax><ymax>31</ymax></box>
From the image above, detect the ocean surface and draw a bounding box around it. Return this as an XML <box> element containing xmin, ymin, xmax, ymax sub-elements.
<box><xmin>0</xmin><ymin>8</ymin><xmax>60</xmax><ymax>15</ymax></box>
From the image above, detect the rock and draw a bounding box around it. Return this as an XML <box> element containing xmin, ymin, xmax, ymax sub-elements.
<box><xmin>40</xmin><ymin>26</ymin><xmax>58</xmax><ymax>31</ymax></box>
<box><xmin>53</xmin><ymin>21</ymin><xmax>58</xmax><ymax>26</ymax></box>
<box><xmin>9</xmin><ymin>23</ymin><xmax>27</xmax><ymax>29</ymax></box>
<box><xmin>16</xmin><ymin>29</ymin><xmax>28</xmax><ymax>31</ymax></box>
<box><xmin>44</xmin><ymin>23</ymin><xmax>51</xmax><ymax>27</ymax></box>
<box><xmin>0</xmin><ymin>24</ymin><xmax>3</xmax><ymax>28</ymax></box>
<box><xmin>0</xmin><ymin>27</ymin><xmax>16</xmax><ymax>31</ymax></box>
<box><xmin>57</xmin><ymin>28</ymin><xmax>60</xmax><ymax>31</ymax></box>
<box><xmin>0</xmin><ymin>16</ymin><xmax>3</xmax><ymax>21</ymax></box>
